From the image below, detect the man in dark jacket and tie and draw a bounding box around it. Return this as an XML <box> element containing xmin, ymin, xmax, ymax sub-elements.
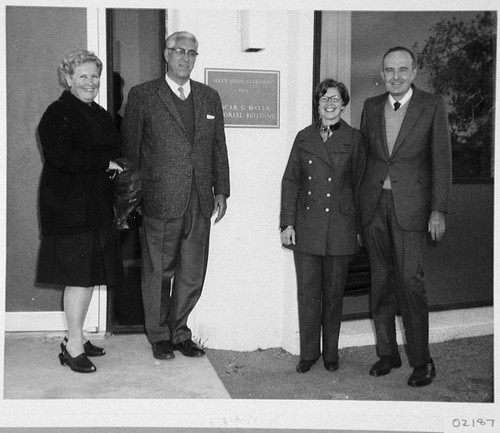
<box><xmin>359</xmin><ymin>46</ymin><xmax>452</xmax><ymax>387</ymax></box>
<box><xmin>121</xmin><ymin>31</ymin><xmax>230</xmax><ymax>360</ymax></box>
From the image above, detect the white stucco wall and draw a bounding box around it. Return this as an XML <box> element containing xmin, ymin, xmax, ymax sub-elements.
<box><xmin>165</xmin><ymin>9</ymin><xmax>315</xmax><ymax>352</ymax></box>
<box><xmin>2</xmin><ymin>5</ymin><xmax>311</xmax><ymax>352</ymax></box>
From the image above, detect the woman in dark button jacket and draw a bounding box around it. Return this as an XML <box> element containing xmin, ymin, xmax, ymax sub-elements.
<box><xmin>37</xmin><ymin>50</ymin><xmax>124</xmax><ymax>373</ymax></box>
<box><xmin>280</xmin><ymin>78</ymin><xmax>364</xmax><ymax>373</ymax></box>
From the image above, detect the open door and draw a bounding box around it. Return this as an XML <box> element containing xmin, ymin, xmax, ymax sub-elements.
<box><xmin>106</xmin><ymin>8</ymin><xmax>166</xmax><ymax>333</ymax></box>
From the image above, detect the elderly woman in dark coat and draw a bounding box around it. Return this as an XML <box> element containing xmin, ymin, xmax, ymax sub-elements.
<box><xmin>280</xmin><ymin>78</ymin><xmax>364</xmax><ymax>373</ymax></box>
<box><xmin>37</xmin><ymin>50</ymin><xmax>124</xmax><ymax>373</ymax></box>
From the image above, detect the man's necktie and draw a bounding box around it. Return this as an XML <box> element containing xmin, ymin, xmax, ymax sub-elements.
<box><xmin>393</xmin><ymin>101</ymin><xmax>401</xmax><ymax>111</ymax></box>
<box><xmin>178</xmin><ymin>87</ymin><xmax>186</xmax><ymax>100</ymax></box>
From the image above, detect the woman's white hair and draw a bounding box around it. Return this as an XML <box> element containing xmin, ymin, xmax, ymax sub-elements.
<box><xmin>58</xmin><ymin>49</ymin><xmax>103</xmax><ymax>89</ymax></box>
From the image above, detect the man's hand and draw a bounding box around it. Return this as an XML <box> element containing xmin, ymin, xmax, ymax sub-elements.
<box><xmin>281</xmin><ymin>226</ymin><xmax>296</xmax><ymax>245</ymax></box>
<box><xmin>428</xmin><ymin>211</ymin><xmax>446</xmax><ymax>242</ymax></box>
<box><xmin>213</xmin><ymin>194</ymin><xmax>227</xmax><ymax>223</ymax></box>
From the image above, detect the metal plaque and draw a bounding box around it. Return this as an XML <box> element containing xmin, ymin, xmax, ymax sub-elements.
<box><xmin>205</xmin><ymin>68</ymin><xmax>280</xmax><ymax>128</ymax></box>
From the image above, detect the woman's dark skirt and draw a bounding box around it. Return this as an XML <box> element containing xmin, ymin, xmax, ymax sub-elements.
<box><xmin>37</xmin><ymin>225</ymin><xmax>123</xmax><ymax>287</ymax></box>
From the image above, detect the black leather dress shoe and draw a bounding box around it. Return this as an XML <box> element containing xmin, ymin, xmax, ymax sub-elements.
<box><xmin>296</xmin><ymin>359</ymin><xmax>316</xmax><ymax>373</ymax></box>
<box><xmin>174</xmin><ymin>339</ymin><xmax>205</xmax><ymax>357</ymax></box>
<box><xmin>324</xmin><ymin>360</ymin><xmax>339</xmax><ymax>372</ymax></box>
<box><xmin>408</xmin><ymin>359</ymin><xmax>436</xmax><ymax>387</ymax></box>
<box><xmin>152</xmin><ymin>340</ymin><xmax>175</xmax><ymax>360</ymax></box>
<box><xmin>369</xmin><ymin>355</ymin><xmax>402</xmax><ymax>376</ymax></box>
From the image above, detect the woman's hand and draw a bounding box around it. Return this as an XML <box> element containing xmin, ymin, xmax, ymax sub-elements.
<box><xmin>281</xmin><ymin>226</ymin><xmax>296</xmax><ymax>245</ymax></box>
<box><xmin>108</xmin><ymin>160</ymin><xmax>124</xmax><ymax>172</ymax></box>
<box><xmin>107</xmin><ymin>160</ymin><xmax>124</xmax><ymax>179</ymax></box>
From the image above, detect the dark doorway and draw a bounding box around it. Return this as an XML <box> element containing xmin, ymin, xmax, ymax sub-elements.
<box><xmin>106</xmin><ymin>8</ymin><xmax>166</xmax><ymax>333</ymax></box>
<box><xmin>313</xmin><ymin>11</ymin><xmax>372</xmax><ymax>299</ymax></box>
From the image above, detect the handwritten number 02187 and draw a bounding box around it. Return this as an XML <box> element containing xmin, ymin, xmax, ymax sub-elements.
<box><xmin>452</xmin><ymin>419</ymin><xmax>495</xmax><ymax>428</ymax></box>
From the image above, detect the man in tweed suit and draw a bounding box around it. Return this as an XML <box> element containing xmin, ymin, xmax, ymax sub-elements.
<box><xmin>359</xmin><ymin>47</ymin><xmax>451</xmax><ymax>386</ymax></box>
<box><xmin>121</xmin><ymin>31</ymin><xmax>230</xmax><ymax>360</ymax></box>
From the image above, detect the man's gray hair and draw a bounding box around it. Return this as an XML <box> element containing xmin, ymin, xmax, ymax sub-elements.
<box><xmin>165</xmin><ymin>31</ymin><xmax>199</xmax><ymax>50</ymax></box>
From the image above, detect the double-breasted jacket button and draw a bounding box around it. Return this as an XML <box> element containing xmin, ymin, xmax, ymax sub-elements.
<box><xmin>308</xmin><ymin>176</ymin><xmax>312</xmax><ymax>180</ymax></box>
<box><xmin>307</xmin><ymin>191</ymin><xmax>312</xmax><ymax>195</ymax></box>
<box><xmin>308</xmin><ymin>160</ymin><xmax>313</xmax><ymax>164</ymax></box>
<box><xmin>328</xmin><ymin>177</ymin><xmax>332</xmax><ymax>182</ymax></box>
<box><xmin>325</xmin><ymin>208</ymin><xmax>330</xmax><ymax>212</ymax></box>
<box><xmin>306</xmin><ymin>206</ymin><xmax>310</xmax><ymax>210</ymax></box>
<box><xmin>326</xmin><ymin>193</ymin><xmax>331</xmax><ymax>197</ymax></box>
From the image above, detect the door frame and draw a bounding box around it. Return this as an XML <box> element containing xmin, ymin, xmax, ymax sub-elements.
<box><xmin>86</xmin><ymin>6</ymin><xmax>109</xmax><ymax>334</ymax></box>
<box><xmin>5</xmin><ymin>7</ymin><xmax>109</xmax><ymax>334</ymax></box>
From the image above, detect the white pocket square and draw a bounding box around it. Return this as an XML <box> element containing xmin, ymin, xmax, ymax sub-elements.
<box><xmin>206</xmin><ymin>114</ymin><xmax>215</xmax><ymax>119</ymax></box>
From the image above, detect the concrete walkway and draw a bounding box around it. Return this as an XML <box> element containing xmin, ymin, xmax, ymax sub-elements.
<box><xmin>3</xmin><ymin>306</ymin><xmax>493</xmax><ymax>400</ymax></box>
<box><xmin>3</xmin><ymin>333</ymin><xmax>230</xmax><ymax>399</ymax></box>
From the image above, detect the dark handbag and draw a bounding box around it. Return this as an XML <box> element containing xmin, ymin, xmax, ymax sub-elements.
<box><xmin>112</xmin><ymin>157</ymin><xmax>142</xmax><ymax>230</ymax></box>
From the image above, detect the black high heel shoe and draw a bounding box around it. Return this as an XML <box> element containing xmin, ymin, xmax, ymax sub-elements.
<box><xmin>58</xmin><ymin>346</ymin><xmax>96</xmax><ymax>373</ymax></box>
<box><xmin>61</xmin><ymin>337</ymin><xmax>106</xmax><ymax>357</ymax></box>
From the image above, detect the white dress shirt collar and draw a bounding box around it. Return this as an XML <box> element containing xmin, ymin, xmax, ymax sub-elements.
<box><xmin>165</xmin><ymin>73</ymin><xmax>191</xmax><ymax>99</ymax></box>
<box><xmin>389</xmin><ymin>86</ymin><xmax>413</xmax><ymax>108</ymax></box>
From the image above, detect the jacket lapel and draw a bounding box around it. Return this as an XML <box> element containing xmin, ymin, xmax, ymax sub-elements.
<box><xmin>392</xmin><ymin>87</ymin><xmax>425</xmax><ymax>156</ymax></box>
<box><xmin>325</xmin><ymin>119</ymin><xmax>354</xmax><ymax>153</ymax></box>
<box><xmin>298</xmin><ymin>125</ymin><xmax>335</xmax><ymax>166</ymax></box>
<box><xmin>191</xmin><ymin>81</ymin><xmax>205</xmax><ymax>144</ymax></box>
<box><xmin>373</xmin><ymin>94</ymin><xmax>389</xmax><ymax>158</ymax></box>
<box><xmin>157</xmin><ymin>78</ymin><xmax>186</xmax><ymax>132</ymax></box>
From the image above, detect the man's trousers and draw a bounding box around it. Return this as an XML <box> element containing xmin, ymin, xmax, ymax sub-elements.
<box><xmin>140</xmin><ymin>184</ymin><xmax>211</xmax><ymax>345</ymax></box>
<box><xmin>364</xmin><ymin>189</ymin><xmax>430</xmax><ymax>367</ymax></box>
